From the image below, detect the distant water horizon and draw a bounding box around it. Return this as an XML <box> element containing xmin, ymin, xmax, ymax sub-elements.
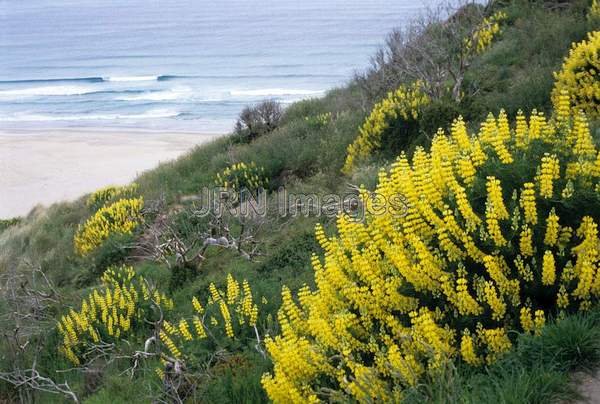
<box><xmin>0</xmin><ymin>0</ymin><xmax>435</xmax><ymax>133</ymax></box>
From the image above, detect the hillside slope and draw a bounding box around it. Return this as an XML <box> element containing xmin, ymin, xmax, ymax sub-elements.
<box><xmin>1</xmin><ymin>1</ymin><xmax>599</xmax><ymax>402</ymax></box>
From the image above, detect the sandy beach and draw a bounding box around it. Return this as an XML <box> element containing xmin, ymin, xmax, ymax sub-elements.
<box><xmin>0</xmin><ymin>128</ymin><xmax>218</xmax><ymax>218</ymax></box>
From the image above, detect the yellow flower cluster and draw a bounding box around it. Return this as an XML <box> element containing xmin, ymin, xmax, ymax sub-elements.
<box><xmin>552</xmin><ymin>31</ymin><xmax>600</xmax><ymax>117</ymax></box>
<box><xmin>465</xmin><ymin>11</ymin><xmax>507</xmax><ymax>54</ymax></box>
<box><xmin>520</xmin><ymin>183</ymin><xmax>537</xmax><ymax>225</ymax></box>
<box><xmin>159</xmin><ymin>330</ymin><xmax>181</xmax><ymax>358</ymax></box>
<box><xmin>215</xmin><ymin>161</ymin><xmax>268</xmax><ymax>192</ymax></box>
<box><xmin>57</xmin><ymin>265</ymin><xmax>173</xmax><ymax>364</ymax></box>
<box><xmin>74</xmin><ymin>197</ymin><xmax>144</xmax><ymax>256</ymax></box>
<box><xmin>100</xmin><ymin>264</ymin><xmax>135</xmax><ymax>285</ymax></box>
<box><xmin>156</xmin><ymin>274</ymin><xmax>263</xmax><ymax>361</ymax></box>
<box><xmin>542</xmin><ymin>250</ymin><xmax>556</xmax><ymax>285</ymax></box>
<box><xmin>207</xmin><ymin>274</ymin><xmax>260</xmax><ymax>335</ymax></box>
<box><xmin>86</xmin><ymin>183</ymin><xmax>138</xmax><ymax>210</ymax></box>
<box><xmin>342</xmin><ymin>81</ymin><xmax>430</xmax><ymax>174</ymax></box>
<box><xmin>304</xmin><ymin>112</ymin><xmax>332</xmax><ymax>128</ymax></box>
<box><xmin>538</xmin><ymin>153</ymin><xmax>560</xmax><ymax>198</ymax></box>
<box><xmin>262</xmin><ymin>99</ymin><xmax>600</xmax><ymax>402</ymax></box>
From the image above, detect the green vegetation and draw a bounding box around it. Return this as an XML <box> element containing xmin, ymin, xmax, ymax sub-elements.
<box><xmin>1</xmin><ymin>1</ymin><xmax>600</xmax><ymax>403</ymax></box>
<box><xmin>0</xmin><ymin>217</ymin><xmax>21</xmax><ymax>233</ymax></box>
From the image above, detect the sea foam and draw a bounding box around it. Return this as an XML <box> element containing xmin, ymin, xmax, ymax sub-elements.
<box><xmin>115</xmin><ymin>87</ymin><xmax>193</xmax><ymax>101</ymax></box>
<box><xmin>104</xmin><ymin>75</ymin><xmax>159</xmax><ymax>82</ymax></box>
<box><xmin>0</xmin><ymin>109</ymin><xmax>181</xmax><ymax>122</ymax></box>
<box><xmin>0</xmin><ymin>85</ymin><xmax>98</xmax><ymax>97</ymax></box>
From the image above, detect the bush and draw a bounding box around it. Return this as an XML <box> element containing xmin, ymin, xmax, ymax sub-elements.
<box><xmin>552</xmin><ymin>30</ymin><xmax>600</xmax><ymax>117</ymax></box>
<box><xmin>168</xmin><ymin>263</ymin><xmax>199</xmax><ymax>292</ymax></box>
<box><xmin>515</xmin><ymin>313</ymin><xmax>600</xmax><ymax>372</ymax></box>
<box><xmin>257</xmin><ymin>231</ymin><xmax>320</xmax><ymax>274</ymax></box>
<box><xmin>0</xmin><ymin>217</ymin><xmax>21</xmax><ymax>232</ymax></box>
<box><xmin>57</xmin><ymin>265</ymin><xmax>174</xmax><ymax>365</ymax></box>
<box><xmin>215</xmin><ymin>161</ymin><xmax>269</xmax><ymax>194</ymax></box>
<box><xmin>87</xmin><ymin>232</ymin><xmax>136</xmax><ymax>279</ymax></box>
<box><xmin>262</xmin><ymin>101</ymin><xmax>600</xmax><ymax>402</ymax></box>
<box><xmin>86</xmin><ymin>183</ymin><xmax>139</xmax><ymax>211</ymax></box>
<box><xmin>74</xmin><ymin>197</ymin><xmax>144</xmax><ymax>256</ymax></box>
<box><xmin>416</xmin><ymin>96</ymin><xmax>462</xmax><ymax>146</ymax></box>
<box><xmin>147</xmin><ymin>272</ymin><xmax>270</xmax><ymax>395</ymax></box>
<box><xmin>234</xmin><ymin>100</ymin><xmax>283</xmax><ymax>143</ymax></box>
<box><xmin>342</xmin><ymin>81</ymin><xmax>430</xmax><ymax>173</ymax></box>
<box><xmin>462</xmin><ymin>0</ymin><xmax>591</xmax><ymax>120</ymax></box>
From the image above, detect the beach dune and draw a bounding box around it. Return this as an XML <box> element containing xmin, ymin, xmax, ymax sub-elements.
<box><xmin>0</xmin><ymin>129</ymin><xmax>217</xmax><ymax>218</ymax></box>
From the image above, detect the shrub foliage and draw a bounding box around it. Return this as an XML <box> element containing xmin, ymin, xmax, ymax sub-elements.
<box><xmin>74</xmin><ymin>197</ymin><xmax>144</xmax><ymax>256</ymax></box>
<box><xmin>234</xmin><ymin>99</ymin><xmax>283</xmax><ymax>142</ymax></box>
<box><xmin>262</xmin><ymin>101</ymin><xmax>600</xmax><ymax>402</ymax></box>
<box><xmin>86</xmin><ymin>183</ymin><xmax>139</xmax><ymax>211</ymax></box>
<box><xmin>552</xmin><ymin>30</ymin><xmax>600</xmax><ymax>117</ymax></box>
<box><xmin>343</xmin><ymin>82</ymin><xmax>430</xmax><ymax>174</ymax></box>
<box><xmin>215</xmin><ymin>161</ymin><xmax>269</xmax><ymax>194</ymax></box>
<box><xmin>157</xmin><ymin>274</ymin><xmax>265</xmax><ymax>364</ymax></box>
<box><xmin>57</xmin><ymin>265</ymin><xmax>174</xmax><ymax>365</ymax></box>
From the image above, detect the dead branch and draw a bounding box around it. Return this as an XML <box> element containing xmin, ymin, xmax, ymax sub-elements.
<box><xmin>355</xmin><ymin>0</ymin><xmax>490</xmax><ymax>104</ymax></box>
<box><xmin>0</xmin><ymin>365</ymin><xmax>79</xmax><ymax>403</ymax></box>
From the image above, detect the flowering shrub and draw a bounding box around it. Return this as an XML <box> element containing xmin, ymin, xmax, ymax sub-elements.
<box><xmin>57</xmin><ymin>265</ymin><xmax>173</xmax><ymax>365</ymax></box>
<box><xmin>342</xmin><ymin>82</ymin><xmax>430</xmax><ymax>174</ymax></box>
<box><xmin>155</xmin><ymin>274</ymin><xmax>266</xmax><ymax>369</ymax></box>
<box><xmin>262</xmin><ymin>102</ymin><xmax>600</xmax><ymax>402</ymax></box>
<box><xmin>74</xmin><ymin>197</ymin><xmax>144</xmax><ymax>256</ymax></box>
<box><xmin>214</xmin><ymin>161</ymin><xmax>268</xmax><ymax>193</ymax></box>
<box><xmin>552</xmin><ymin>31</ymin><xmax>600</xmax><ymax>117</ymax></box>
<box><xmin>464</xmin><ymin>11</ymin><xmax>507</xmax><ymax>55</ymax></box>
<box><xmin>86</xmin><ymin>183</ymin><xmax>139</xmax><ymax>211</ymax></box>
<box><xmin>304</xmin><ymin>112</ymin><xmax>332</xmax><ymax>129</ymax></box>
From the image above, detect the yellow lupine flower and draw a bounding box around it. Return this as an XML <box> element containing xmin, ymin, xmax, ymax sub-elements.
<box><xmin>220</xmin><ymin>301</ymin><xmax>234</xmax><ymax>338</ymax></box>
<box><xmin>343</xmin><ymin>82</ymin><xmax>430</xmax><ymax>173</ymax></box>
<box><xmin>520</xmin><ymin>226</ymin><xmax>534</xmax><ymax>257</ymax></box>
<box><xmin>191</xmin><ymin>296</ymin><xmax>204</xmax><ymax>314</ymax></box>
<box><xmin>483</xmin><ymin>282</ymin><xmax>506</xmax><ymax>321</ymax></box>
<box><xmin>226</xmin><ymin>274</ymin><xmax>240</xmax><ymax>305</ymax></box>
<box><xmin>460</xmin><ymin>333</ymin><xmax>482</xmax><ymax>366</ymax></box>
<box><xmin>533</xmin><ymin>310</ymin><xmax>546</xmax><ymax>335</ymax></box>
<box><xmin>538</xmin><ymin>154</ymin><xmax>560</xmax><ymax>198</ymax></box>
<box><xmin>477</xmin><ymin>327</ymin><xmax>512</xmax><ymax>364</ymax></box>
<box><xmin>553</xmin><ymin>31</ymin><xmax>600</xmax><ymax>117</ymax></box>
<box><xmin>544</xmin><ymin>210</ymin><xmax>560</xmax><ymax>246</ymax></box>
<box><xmin>56</xmin><ymin>265</ymin><xmax>172</xmax><ymax>364</ymax></box>
<box><xmin>542</xmin><ymin>251</ymin><xmax>556</xmax><ymax>285</ymax></box>
<box><xmin>520</xmin><ymin>307</ymin><xmax>534</xmax><ymax>334</ymax></box>
<box><xmin>557</xmin><ymin>286</ymin><xmax>570</xmax><ymax>309</ymax></box>
<box><xmin>159</xmin><ymin>330</ymin><xmax>181</xmax><ymax>358</ymax></box>
<box><xmin>178</xmin><ymin>319</ymin><xmax>193</xmax><ymax>341</ymax></box>
<box><xmin>520</xmin><ymin>183</ymin><xmax>537</xmax><ymax>225</ymax></box>
<box><xmin>74</xmin><ymin>197</ymin><xmax>144</xmax><ymax>255</ymax></box>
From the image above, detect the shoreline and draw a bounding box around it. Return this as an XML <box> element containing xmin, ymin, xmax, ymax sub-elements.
<box><xmin>0</xmin><ymin>127</ymin><xmax>221</xmax><ymax>218</ymax></box>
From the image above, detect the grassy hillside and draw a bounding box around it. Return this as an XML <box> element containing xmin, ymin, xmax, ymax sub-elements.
<box><xmin>1</xmin><ymin>1</ymin><xmax>599</xmax><ymax>402</ymax></box>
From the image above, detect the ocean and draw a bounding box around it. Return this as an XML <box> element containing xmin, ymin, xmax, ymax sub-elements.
<box><xmin>0</xmin><ymin>0</ymin><xmax>434</xmax><ymax>133</ymax></box>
